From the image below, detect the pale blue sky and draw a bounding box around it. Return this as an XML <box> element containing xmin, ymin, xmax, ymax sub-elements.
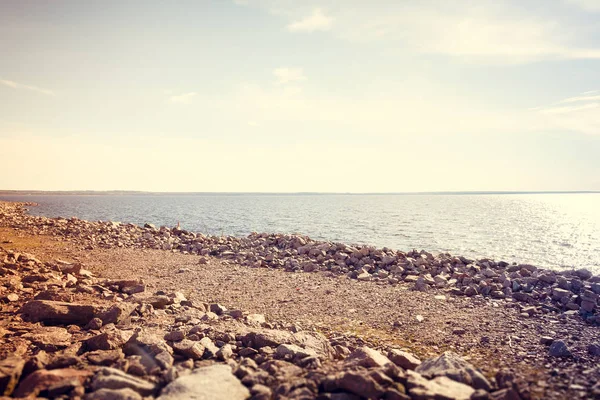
<box><xmin>1</xmin><ymin>0</ymin><xmax>599</xmax><ymax>192</ymax></box>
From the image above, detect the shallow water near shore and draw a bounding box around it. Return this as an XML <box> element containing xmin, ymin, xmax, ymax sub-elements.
<box><xmin>2</xmin><ymin>193</ymin><xmax>599</xmax><ymax>272</ymax></box>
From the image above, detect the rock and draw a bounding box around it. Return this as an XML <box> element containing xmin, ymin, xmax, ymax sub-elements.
<box><xmin>22</xmin><ymin>326</ymin><xmax>72</xmax><ymax>351</ymax></box>
<box><xmin>90</xmin><ymin>367</ymin><xmax>157</xmax><ymax>396</ymax></box>
<box><xmin>171</xmin><ymin>340</ymin><xmax>205</xmax><ymax>360</ymax></box>
<box><xmin>415</xmin><ymin>351</ymin><xmax>492</xmax><ymax>391</ymax></box>
<box><xmin>21</xmin><ymin>300</ymin><xmax>97</xmax><ymax>325</ymax></box>
<box><xmin>13</xmin><ymin>368</ymin><xmax>92</xmax><ymax>398</ymax></box>
<box><xmin>551</xmin><ymin>288</ymin><xmax>571</xmax><ymax>301</ymax></box>
<box><xmin>85</xmin><ymin>330</ymin><xmax>132</xmax><ymax>351</ymax></box>
<box><xmin>407</xmin><ymin>371</ymin><xmax>476</xmax><ymax>400</ymax></box>
<box><xmin>0</xmin><ymin>357</ymin><xmax>25</xmax><ymax>396</ymax></box>
<box><xmin>210</xmin><ymin>303</ymin><xmax>227</xmax><ymax>315</ymax></box>
<box><xmin>275</xmin><ymin>344</ymin><xmax>318</xmax><ymax>361</ymax></box>
<box><xmin>241</xmin><ymin>329</ymin><xmax>332</xmax><ymax>359</ymax></box>
<box><xmin>199</xmin><ymin>337</ymin><xmax>219</xmax><ymax>358</ymax></box>
<box><xmin>334</xmin><ymin>370</ymin><xmax>386</xmax><ymax>399</ymax></box>
<box><xmin>246</xmin><ymin>314</ymin><xmax>266</xmax><ymax>325</ymax></box>
<box><xmin>388</xmin><ymin>349</ymin><xmax>422</xmax><ymax>370</ymax></box>
<box><xmin>346</xmin><ymin>346</ymin><xmax>393</xmax><ymax>368</ymax></box>
<box><xmin>86</xmin><ymin>317</ymin><xmax>104</xmax><ymax>330</ymax></box>
<box><xmin>85</xmin><ymin>388</ymin><xmax>143</xmax><ymax>400</ymax></box>
<box><xmin>144</xmin><ymin>295</ymin><xmax>173</xmax><ymax>309</ymax></box>
<box><xmin>157</xmin><ymin>364</ymin><xmax>250</xmax><ymax>400</ymax></box>
<box><xmin>98</xmin><ymin>302</ymin><xmax>139</xmax><ymax>325</ymax></box>
<box><xmin>86</xmin><ymin>350</ymin><xmax>124</xmax><ymax>366</ymax></box>
<box><xmin>216</xmin><ymin>344</ymin><xmax>234</xmax><ymax>360</ymax></box>
<box><xmin>549</xmin><ymin>340</ymin><xmax>571</xmax><ymax>357</ymax></box>
<box><xmin>588</xmin><ymin>343</ymin><xmax>600</xmax><ymax>356</ymax></box>
<box><xmin>124</xmin><ymin>329</ymin><xmax>173</xmax><ymax>369</ymax></box>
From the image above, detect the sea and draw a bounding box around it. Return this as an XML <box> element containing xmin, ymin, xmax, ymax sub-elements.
<box><xmin>1</xmin><ymin>193</ymin><xmax>599</xmax><ymax>273</ymax></box>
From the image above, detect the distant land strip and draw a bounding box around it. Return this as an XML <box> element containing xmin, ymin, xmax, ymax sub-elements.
<box><xmin>0</xmin><ymin>190</ymin><xmax>599</xmax><ymax>196</ymax></box>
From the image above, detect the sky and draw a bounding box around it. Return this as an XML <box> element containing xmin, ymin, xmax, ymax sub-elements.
<box><xmin>1</xmin><ymin>0</ymin><xmax>599</xmax><ymax>192</ymax></box>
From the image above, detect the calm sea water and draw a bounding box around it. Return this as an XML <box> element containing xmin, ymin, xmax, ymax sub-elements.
<box><xmin>1</xmin><ymin>194</ymin><xmax>599</xmax><ymax>272</ymax></box>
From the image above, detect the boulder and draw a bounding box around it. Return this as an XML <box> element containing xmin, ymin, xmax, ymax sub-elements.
<box><xmin>157</xmin><ymin>364</ymin><xmax>249</xmax><ymax>400</ymax></box>
<box><xmin>21</xmin><ymin>300</ymin><xmax>97</xmax><ymax>325</ymax></box>
<box><xmin>415</xmin><ymin>351</ymin><xmax>492</xmax><ymax>391</ymax></box>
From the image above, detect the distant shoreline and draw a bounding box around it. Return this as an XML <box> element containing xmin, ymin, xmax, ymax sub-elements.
<box><xmin>1</xmin><ymin>190</ymin><xmax>599</xmax><ymax>196</ymax></box>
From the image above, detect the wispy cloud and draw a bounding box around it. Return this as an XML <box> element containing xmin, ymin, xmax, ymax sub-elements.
<box><xmin>0</xmin><ymin>79</ymin><xmax>54</xmax><ymax>96</ymax></box>
<box><xmin>564</xmin><ymin>0</ymin><xmax>600</xmax><ymax>12</ymax></box>
<box><xmin>287</xmin><ymin>8</ymin><xmax>333</xmax><ymax>32</ymax></box>
<box><xmin>273</xmin><ymin>67</ymin><xmax>306</xmax><ymax>84</ymax></box>
<box><xmin>533</xmin><ymin>91</ymin><xmax>600</xmax><ymax>135</ymax></box>
<box><xmin>168</xmin><ymin>92</ymin><xmax>197</xmax><ymax>104</ymax></box>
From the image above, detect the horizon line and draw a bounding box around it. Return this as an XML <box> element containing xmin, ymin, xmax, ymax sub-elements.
<box><xmin>1</xmin><ymin>189</ymin><xmax>600</xmax><ymax>196</ymax></box>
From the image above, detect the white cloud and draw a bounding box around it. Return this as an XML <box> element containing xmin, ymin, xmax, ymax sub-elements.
<box><xmin>168</xmin><ymin>92</ymin><xmax>197</xmax><ymax>104</ymax></box>
<box><xmin>273</xmin><ymin>67</ymin><xmax>306</xmax><ymax>84</ymax></box>
<box><xmin>533</xmin><ymin>91</ymin><xmax>600</xmax><ymax>135</ymax></box>
<box><xmin>247</xmin><ymin>1</ymin><xmax>600</xmax><ymax>64</ymax></box>
<box><xmin>565</xmin><ymin>0</ymin><xmax>600</xmax><ymax>11</ymax></box>
<box><xmin>0</xmin><ymin>79</ymin><xmax>54</xmax><ymax>96</ymax></box>
<box><xmin>287</xmin><ymin>8</ymin><xmax>333</xmax><ymax>32</ymax></box>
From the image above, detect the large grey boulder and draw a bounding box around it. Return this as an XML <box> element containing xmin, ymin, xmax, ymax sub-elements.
<box><xmin>157</xmin><ymin>364</ymin><xmax>249</xmax><ymax>400</ymax></box>
<box><xmin>415</xmin><ymin>351</ymin><xmax>492</xmax><ymax>391</ymax></box>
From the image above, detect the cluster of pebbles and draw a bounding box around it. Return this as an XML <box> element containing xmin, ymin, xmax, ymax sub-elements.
<box><xmin>1</xmin><ymin>202</ymin><xmax>598</xmax><ymax>326</ymax></box>
<box><xmin>0</xmin><ymin>241</ymin><xmax>529</xmax><ymax>399</ymax></box>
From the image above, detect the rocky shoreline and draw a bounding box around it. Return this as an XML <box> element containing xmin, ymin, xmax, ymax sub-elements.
<box><xmin>0</xmin><ymin>200</ymin><xmax>599</xmax><ymax>399</ymax></box>
<box><xmin>2</xmin><ymin>202</ymin><xmax>599</xmax><ymax>324</ymax></box>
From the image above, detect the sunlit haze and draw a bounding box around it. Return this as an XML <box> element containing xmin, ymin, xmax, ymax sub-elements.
<box><xmin>1</xmin><ymin>0</ymin><xmax>599</xmax><ymax>192</ymax></box>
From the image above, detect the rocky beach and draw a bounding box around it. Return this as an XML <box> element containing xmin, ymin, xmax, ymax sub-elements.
<box><xmin>0</xmin><ymin>200</ymin><xmax>599</xmax><ymax>399</ymax></box>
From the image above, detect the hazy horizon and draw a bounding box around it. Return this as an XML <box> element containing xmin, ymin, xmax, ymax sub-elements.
<box><xmin>1</xmin><ymin>0</ymin><xmax>599</xmax><ymax>192</ymax></box>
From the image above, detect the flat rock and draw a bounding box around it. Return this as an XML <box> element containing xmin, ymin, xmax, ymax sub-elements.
<box><xmin>21</xmin><ymin>300</ymin><xmax>97</xmax><ymax>325</ymax></box>
<box><xmin>346</xmin><ymin>346</ymin><xmax>393</xmax><ymax>368</ymax></box>
<box><xmin>241</xmin><ymin>328</ymin><xmax>333</xmax><ymax>359</ymax></box>
<box><xmin>157</xmin><ymin>364</ymin><xmax>250</xmax><ymax>400</ymax></box>
<box><xmin>85</xmin><ymin>388</ymin><xmax>143</xmax><ymax>400</ymax></box>
<box><xmin>85</xmin><ymin>329</ymin><xmax>133</xmax><ymax>351</ymax></box>
<box><xmin>388</xmin><ymin>349</ymin><xmax>422</xmax><ymax>370</ymax></box>
<box><xmin>407</xmin><ymin>371</ymin><xmax>476</xmax><ymax>400</ymax></box>
<box><xmin>171</xmin><ymin>339</ymin><xmax>205</xmax><ymax>360</ymax></box>
<box><xmin>22</xmin><ymin>326</ymin><xmax>72</xmax><ymax>352</ymax></box>
<box><xmin>333</xmin><ymin>370</ymin><xmax>385</xmax><ymax>399</ymax></box>
<box><xmin>90</xmin><ymin>367</ymin><xmax>157</xmax><ymax>396</ymax></box>
<box><xmin>0</xmin><ymin>357</ymin><xmax>25</xmax><ymax>396</ymax></box>
<box><xmin>13</xmin><ymin>368</ymin><xmax>92</xmax><ymax>398</ymax></box>
<box><xmin>415</xmin><ymin>351</ymin><xmax>492</xmax><ymax>391</ymax></box>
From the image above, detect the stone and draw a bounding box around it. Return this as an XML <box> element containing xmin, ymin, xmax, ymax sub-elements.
<box><xmin>13</xmin><ymin>368</ymin><xmax>92</xmax><ymax>398</ymax></box>
<box><xmin>588</xmin><ymin>343</ymin><xmax>600</xmax><ymax>356</ymax></box>
<box><xmin>346</xmin><ymin>346</ymin><xmax>393</xmax><ymax>368</ymax></box>
<box><xmin>246</xmin><ymin>314</ymin><xmax>266</xmax><ymax>325</ymax></box>
<box><xmin>172</xmin><ymin>339</ymin><xmax>205</xmax><ymax>360</ymax></box>
<box><xmin>98</xmin><ymin>302</ymin><xmax>139</xmax><ymax>325</ymax></box>
<box><xmin>275</xmin><ymin>344</ymin><xmax>318</xmax><ymax>361</ymax></box>
<box><xmin>241</xmin><ymin>329</ymin><xmax>332</xmax><ymax>359</ymax></box>
<box><xmin>124</xmin><ymin>329</ymin><xmax>173</xmax><ymax>369</ymax></box>
<box><xmin>407</xmin><ymin>371</ymin><xmax>475</xmax><ymax>400</ymax></box>
<box><xmin>549</xmin><ymin>340</ymin><xmax>571</xmax><ymax>357</ymax></box>
<box><xmin>415</xmin><ymin>351</ymin><xmax>492</xmax><ymax>391</ymax></box>
<box><xmin>145</xmin><ymin>295</ymin><xmax>173</xmax><ymax>309</ymax></box>
<box><xmin>85</xmin><ymin>388</ymin><xmax>143</xmax><ymax>400</ymax></box>
<box><xmin>157</xmin><ymin>364</ymin><xmax>250</xmax><ymax>400</ymax></box>
<box><xmin>85</xmin><ymin>330</ymin><xmax>132</xmax><ymax>351</ymax></box>
<box><xmin>0</xmin><ymin>357</ymin><xmax>25</xmax><ymax>396</ymax></box>
<box><xmin>86</xmin><ymin>317</ymin><xmax>104</xmax><ymax>330</ymax></box>
<box><xmin>334</xmin><ymin>370</ymin><xmax>385</xmax><ymax>399</ymax></box>
<box><xmin>22</xmin><ymin>326</ymin><xmax>72</xmax><ymax>352</ymax></box>
<box><xmin>388</xmin><ymin>349</ymin><xmax>422</xmax><ymax>370</ymax></box>
<box><xmin>551</xmin><ymin>288</ymin><xmax>571</xmax><ymax>301</ymax></box>
<box><xmin>21</xmin><ymin>300</ymin><xmax>97</xmax><ymax>325</ymax></box>
<box><xmin>86</xmin><ymin>350</ymin><xmax>124</xmax><ymax>366</ymax></box>
<box><xmin>216</xmin><ymin>344</ymin><xmax>234</xmax><ymax>360</ymax></box>
<box><xmin>90</xmin><ymin>367</ymin><xmax>157</xmax><ymax>396</ymax></box>
<box><xmin>210</xmin><ymin>303</ymin><xmax>227</xmax><ymax>315</ymax></box>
